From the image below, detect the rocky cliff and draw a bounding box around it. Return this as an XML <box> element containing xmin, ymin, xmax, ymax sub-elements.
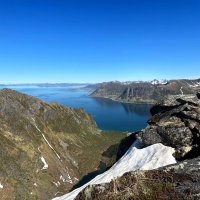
<box><xmin>91</xmin><ymin>79</ymin><xmax>200</xmax><ymax>103</ymax></box>
<box><xmin>0</xmin><ymin>89</ymin><xmax>124</xmax><ymax>200</ymax></box>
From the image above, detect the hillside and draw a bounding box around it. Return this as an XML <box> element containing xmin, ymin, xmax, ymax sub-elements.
<box><xmin>0</xmin><ymin>89</ymin><xmax>124</xmax><ymax>200</ymax></box>
<box><xmin>55</xmin><ymin>92</ymin><xmax>200</xmax><ymax>200</ymax></box>
<box><xmin>90</xmin><ymin>78</ymin><xmax>200</xmax><ymax>103</ymax></box>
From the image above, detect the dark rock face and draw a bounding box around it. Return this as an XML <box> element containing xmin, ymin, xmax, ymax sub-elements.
<box><xmin>91</xmin><ymin>79</ymin><xmax>200</xmax><ymax>103</ymax></box>
<box><xmin>116</xmin><ymin>133</ymin><xmax>138</xmax><ymax>161</ymax></box>
<box><xmin>0</xmin><ymin>89</ymin><xmax>124</xmax><ymax>199</ymax></box>
<box><xmin>75</xmin><ymin>157</ymin><xmax>200</xmax><ymax>200</ymax></box>
<box><xmin>90</xmin><ymin>81</ymin><xmax>127</xmax><ymax>99</ymax></box>
<box><xmin>137</xmin><ymin>94</ymin><xmax>200</xmax><ymax>160</ymax></box>
<box><xmin>197</xmin><ymin>92</ymin><xmax>200</xmax><ymax>99</ymax></box>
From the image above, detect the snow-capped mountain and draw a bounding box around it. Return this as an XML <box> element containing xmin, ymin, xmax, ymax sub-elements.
<box><xmin>150</xmin><ymin>79</ymin><xmax>168</xmax><ymax>85</ymax></box>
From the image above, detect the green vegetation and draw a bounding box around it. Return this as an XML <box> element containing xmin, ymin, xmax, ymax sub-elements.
<box><xmin>0</xmin><ymin>89</ymin><xmax>125</xmax><ymax>199</ymax></box>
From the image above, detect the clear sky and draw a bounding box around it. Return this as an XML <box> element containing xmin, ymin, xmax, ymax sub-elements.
<box><xmin>0</xmin><ymin>0</ymin><xmax>200</xmax><ymax>83</ymax></box>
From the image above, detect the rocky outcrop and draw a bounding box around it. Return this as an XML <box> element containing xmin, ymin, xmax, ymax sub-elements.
<box><xmin>91</xmin><ymin>78</ymin><xmax>200</xmax><ymax>103</ymax></box>
<box><xmin>137</xmin><ymin>93</ymin><xmax>200</xmax><ymax>160</ymax></box>
<box><xmin>0</xmin><ymin>89</ymin><xmax>124</xmax><ymax>200</ymax></box>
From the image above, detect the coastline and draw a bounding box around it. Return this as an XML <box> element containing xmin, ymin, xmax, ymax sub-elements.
<box><xmin>89</xmin><ymin>95</ymin><xmax>156</xmax><ymax>105</ymax></box>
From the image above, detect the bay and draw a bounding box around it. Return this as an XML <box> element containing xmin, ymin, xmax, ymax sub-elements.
<box><xmin>0</xmin><ymin>86</ymin><xmax>152</xmax><ymax>132</ymax></box>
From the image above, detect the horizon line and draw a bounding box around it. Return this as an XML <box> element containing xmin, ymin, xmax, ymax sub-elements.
<box><xmin>0</xmin><ymin>77</ymin><xmax>200</xmax><ymax>85</ymax></box>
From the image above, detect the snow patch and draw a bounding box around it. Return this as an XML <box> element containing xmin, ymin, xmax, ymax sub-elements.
<box><xmin>41</xmin><ymin>133</ymin><xmax>61</xmax><ymax>160</ymax></box>
<box><xmin>188</xmin><ymin>81</ymin><xmax>200</xmax><ymax>88</ymax></box>
<box><xmin>31</xmin><ymin>118</ymin><xmax>61</xmax><ymax>160</ymax></box>
<box><xmin>180</xmin><ymin>87</ymin><xmax>184</xmax><ymax>96</ymax></box>
<box><xmin>41</xmin><ymin>156</ymin><xmax>48</xmax><ymax>170</ymax></box>
<box><xmin>74</xmin><ymin>178</ymin><xmax>79</xmax><ymax>181</ymax></box>
<box><xmin>151</xmin><ymin>79</ymin><xmax>168</xmax><ymax>85</ymax></box>
<box><xmin>34</xmin><ymin>183</ymin><xmax>37</xmax><ymax>187</ymax></box>
<box><xmin>60</xmin><ymin>173</ymin><xmax>73</xmax><ymax>184</ymax></box>
<box><xmin>0</xmin><ymin>183</ymin><xmax>3</xmax><ymax>189</ymax></box>
<box><xmin>52</xmin><ymin>143</ymin><xmax>176</xmax><ymax>200</ymax></box>
<box><xmin>53</xmin><ymin>181</ymin><xmax>61</xmax><ymax>187</ymax></box>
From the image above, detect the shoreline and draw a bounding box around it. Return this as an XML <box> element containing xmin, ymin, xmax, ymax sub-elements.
<box><xmin>89</xmin><ymin>95</ymin><xmax>155</xmax><ymax>105</ymax></box>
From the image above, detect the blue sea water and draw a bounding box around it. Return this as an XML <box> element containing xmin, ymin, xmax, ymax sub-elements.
<box><xmin>0</xmin><ymin>86</ymin><xmax>152</xmax><ymax>132</ymax></box>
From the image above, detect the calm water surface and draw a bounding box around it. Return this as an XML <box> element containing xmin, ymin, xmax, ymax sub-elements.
<box><xmin>1</xmin><ymin>86</ymin><xmax>152</xmax><ymax>132</ymax></box>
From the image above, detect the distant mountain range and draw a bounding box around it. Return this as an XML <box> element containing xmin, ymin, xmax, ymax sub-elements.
<box><xmin>0</xmin><ymin>83</ymin><xmax>89</xmax><ymax>87</ymax></box>
<box><xmin>90</xmin><ymin>78</ymin><xmax>200</xmax><ymax>104</ymax></box>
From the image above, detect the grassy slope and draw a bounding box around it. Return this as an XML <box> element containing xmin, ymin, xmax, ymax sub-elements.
<box><xmin>0</xmin><ymin>89</ymin><xmax>125</xmax><ymax>200</ymax></box>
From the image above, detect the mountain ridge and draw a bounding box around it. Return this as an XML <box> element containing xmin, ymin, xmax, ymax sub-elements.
<box><xmin>0</xmin><ymin>88</ymin><xmax>124</xmax><ymax>199</ymax></box>
<box><xmin>90</xmin><ymin>78</ymin><xmax>200</xmax><ymax>104</ymax></box>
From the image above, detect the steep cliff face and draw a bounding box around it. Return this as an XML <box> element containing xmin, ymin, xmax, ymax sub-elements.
<box><xmin>90</xmin><ymin>81</ymin><xmax>127</xmax><ymax>99</ymax></box>
<box><xmin>0</xmin><ymin>89</ymin><xmax>124</xmax><ymax>200</ymax></box>
<box><xmin>91</xmin><ymin>79</ymin><xmax>200</xmax><ymax>103</ymax></box>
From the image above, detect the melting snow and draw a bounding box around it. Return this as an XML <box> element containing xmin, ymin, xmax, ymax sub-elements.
<box><xmin>180</xmin><ymin>87</ymin><xmax>184</xmax><ymax>96</ymax></box>
<box><xmin>60</xmin><ymin>173</ymin><xmax>73</xmax><ymax>184</ymax></box>
<box><xmin>41</xmin><ymin>156</ymin><xmax>48</xmax><ymax>170</ymax></box>
<box><xmin>52</xmin><ymin>142</ymin><xmax>176</xmax><ymax>200</ymax></box>
<box><xmin>188</xmin><ymin>81</ymin><xmax>200</xmax><ymax>88</ymax></box>
<box><xmin>34</xmin><ymin>183</ymin><xmax>37</xmax><ymax>187</ymax></box>
<box><xmin>31</xmin><ymin>118</ymin><xmax>61</xmax><ymax>160</ymax></box>
<box><xmin>53</xmin><ymin>181</ymin><xmax>61</xmax><ymax>187</ymax></box>
<box><xmin>41</xmin><ymin>133</ymin><xmax>61</xmax><ymax>160</ymax></box>
<box><xmin>151</xmin><ymin>79</ymin><xmax>168</xmax><ymax>85</ymax></box>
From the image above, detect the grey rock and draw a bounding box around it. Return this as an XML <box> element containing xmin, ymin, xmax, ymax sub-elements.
<box><xmin>137</xmin><ymin>94</ymin><xmax>200</xmax><ymax>160</ymax></box>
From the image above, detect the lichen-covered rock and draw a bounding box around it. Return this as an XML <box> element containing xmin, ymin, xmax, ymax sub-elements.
<box><xmin>137</xmin><ymin>94</ymin><xmax>200</xmax><ymax>160</ymax></box>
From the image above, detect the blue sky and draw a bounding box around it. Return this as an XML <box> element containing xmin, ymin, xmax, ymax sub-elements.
<box><xmin>0</xmin><ymin>0</ymin><xmax>200</xmax><ymax>83</ymax></box>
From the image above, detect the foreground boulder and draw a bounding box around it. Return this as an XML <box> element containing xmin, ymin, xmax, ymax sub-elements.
<box><xmin>0</xmin><ymin>89</ymin><xmax>124</xmax><ymax>200</ymax></box>
<box><xmin>137</xmin><ymin>93</ymin><xmax>200</xmax><ymax>160</ymax></box>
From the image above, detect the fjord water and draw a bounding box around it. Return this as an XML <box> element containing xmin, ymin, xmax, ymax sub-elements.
<box><xmin>1</xmin><ymin>86</ymin><xmax>152</xmax><ymax>132</ymax></box>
